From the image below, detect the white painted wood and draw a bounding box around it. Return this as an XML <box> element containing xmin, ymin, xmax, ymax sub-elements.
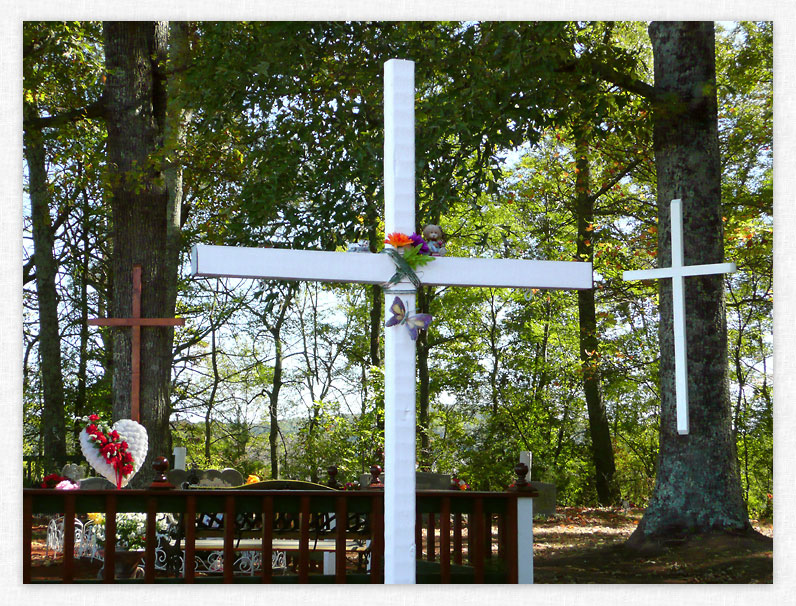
<box><xmin>191</xmin><ymin>245</ymin><xmax>395</xmax><ymax>283</ymax></box>
<box><xmin>517</xmin><ymin>497</ymin><xmax>534</xmax><ymax>584</ymax></box>
<box><xmin>384</xmin><ymin>59</ymin><xmax>415</xmax><ymax>237</ymax></box>
<box><xmin>191</xmin><ymin>244</ymin><xmax>593</xmax><ymax>290</ymax></box>
<box><xmin>383</xmin><ymin>58</ymin><xmax>417</xmax><ymax>585</ymax></box>
<box><xmin>189</xmin><ymin>58</ymin><xmax>593</xmax><ymax>583</ymax></box>
<box><xmin>323</xmin><ymin>552</ymin><xmax>335</xmax><ymax>575</ymax></box>
<box><xmin>383</xmin><ymin>290</ymin><xmax>417</xmax><ymax>584</ymax></box>
<box><xmin>622</xmin><ymin>199</ymin><xmax>737</xmax><ymax>435</ymax></box>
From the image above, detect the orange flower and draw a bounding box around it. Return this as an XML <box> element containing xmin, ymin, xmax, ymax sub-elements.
<box><xmin>245</xmin><ymin>474</ymin><xmax>261</xmax><ymax>484</ymax></box>
<box><xmin>384</xmin><ymin>232</ymin><xmax>413</xmax><ymax>247</ymax></box>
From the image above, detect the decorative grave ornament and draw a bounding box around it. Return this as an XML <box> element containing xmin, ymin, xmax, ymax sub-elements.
<box><xmin>385</xmin><ymin>296</ymin><xmax>432</xmax><ymax>341</ymax></box>
<box><xmin>79</xmin><ymin>415</ymin><xmax>148</xmax><ymax>488</ymax></box>
<box><xmin>422</xmin><ymin>224</ymin><xmax>446</xmax><ymax>257</ymax></box>
<box><xmin>623</xmin><ymin>198</ymin><xmax>736</xmax><ymax>435</ymax></box>
<box><xmin>189</xmin><ymin>59</ymin><xmax>592</xmax><ymax>583</ymax></box>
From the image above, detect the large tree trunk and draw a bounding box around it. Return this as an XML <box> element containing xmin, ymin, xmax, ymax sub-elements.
<box><xmin>629</xmin><ymin>21</ymin><xmax>750</xmax><ymax>544</ymax></box>
<box><xmin>24</xmin><ymin>125</ymin><xmax>67</xmax><ymax>472</ymax></box>
<box><xmin>574</xmin><ymin>133</ymin><xmax>619</xmax><ymax>505</ymax></box>
<box><xmin>104</xmin><ymin>22</ymin><xmax>175</xmax><ymax>486</ymax></box>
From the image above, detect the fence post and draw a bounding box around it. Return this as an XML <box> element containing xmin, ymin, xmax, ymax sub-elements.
<box><xmin>508</xmin><ymin>461</ymin><xmax>537</xmax><ymax>584</ymax></box>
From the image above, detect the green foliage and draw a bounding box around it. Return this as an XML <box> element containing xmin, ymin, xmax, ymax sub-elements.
<box><xmin>23</xmin><ymin>21</ymin><xmax>772</xmax><ymax>517</ymax></box>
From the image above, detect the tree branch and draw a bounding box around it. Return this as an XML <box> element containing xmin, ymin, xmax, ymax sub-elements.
<box><xmin>24</xmin><ymin>95</ymin><xmax>107</xmax><ymax>131</ymax></box>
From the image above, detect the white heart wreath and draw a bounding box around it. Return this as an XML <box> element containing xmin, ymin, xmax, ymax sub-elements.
<box><xmin>79</xmin><ymin>418</ymin><xmax>148</xmax><ymax>488</ymax></box>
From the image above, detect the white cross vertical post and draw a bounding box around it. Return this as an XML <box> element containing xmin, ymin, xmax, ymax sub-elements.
<box><xmin>623</xmin><ymin>199</ymin><xmax>736</xmax><ymax>435</ymax></box>
<box><xmin>382</xmin><ymin>58</ymin><xmax>418</xmax><ymax>584</ymax></box>
<box><xmin>189</xmin><ymin>58</ymin><xmax>594</xmax><ymax>583</ymax></box>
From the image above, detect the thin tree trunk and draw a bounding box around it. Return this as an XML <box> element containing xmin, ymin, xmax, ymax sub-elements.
<box><xmin>75</xmin><ymin>184</ymin><xmax>91</xmax><ymax>446</ymax></box>
<box><xmin>268</xmin><ymin>331</ymin><xmax>283</xmax><ymax>480</ymax></box>
<box><xmin>264</xmin><ymin>283</ymin><xmax>296</xmax><ymax>479</ymax></box>
<box><xmin>24</xmin><ymin>125</ymin><xmax>67</xmax><ymax>471</ymax></box>
<box><xmin>367</xmin><ymin>215</ymin><xmax>384</xmax><ymax>442</ymax></box>
<box><xmin>629</xmin><ymin>21</ymin><xmax>750</xmax><ymax>544</ymax></box>
<box><xmin>204</xmin><ymin>321</ymin><xmax>219</xmax><ymax>465</ymax></box>
<box><xmin>416</xmin><ymin>286</ymin><xmax>434</xmax><ymax>470</ymax></box>
<box><xmin>574</xmin><ymin>132</ymin><xmax>619</xmax><ymax>505</ymax></box>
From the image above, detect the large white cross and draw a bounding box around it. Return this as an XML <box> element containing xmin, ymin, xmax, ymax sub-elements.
<box><xmin>190</xmin><ymin>59</ymin><xmax>592</xmax><ymax>583</ymax></box>
<box><xmin>623</xmin><ymin>198</ymin><xmax>736</xmax><ymax>435</ymax></box>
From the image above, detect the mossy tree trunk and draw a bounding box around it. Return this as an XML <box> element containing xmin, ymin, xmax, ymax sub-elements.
<box><xmin>103</xmin><ymin>22</ymin><xmax>175</xmax><ymax>486</ymax></box>
<box><xmin>629</xmin><ymin>21</ymin><xmax>750</xmax><ymax>544</ymax></box>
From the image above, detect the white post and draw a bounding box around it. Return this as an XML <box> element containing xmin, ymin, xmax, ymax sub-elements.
<box><xmin>173</xmin><ymin>446</ymin><xmax>186</xmax><ymax>471</ymax></box>
<box><xmin>517</xmin><ymin>496</ymin><xmax>534</xmax><ymax>584</ymax></box>
<box><xmin>323</xmin><ymin>552</ymin><xmax>335</xmax><ymax>576</ymax></box>
<box><xmin>383</xmin><ymin>58</ymin><xmax>417</xmax><ymax>584</ymax></box>
<box><xmin>670</xmin><ymin>199</ymin><xmax>689</xmax><ymax>434</ymax></box>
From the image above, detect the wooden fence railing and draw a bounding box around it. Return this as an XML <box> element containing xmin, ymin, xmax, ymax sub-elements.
<box><xmin>24</xmin><ymin>487</ymin><xmax>534</xmax><ymax>584</ymax></box>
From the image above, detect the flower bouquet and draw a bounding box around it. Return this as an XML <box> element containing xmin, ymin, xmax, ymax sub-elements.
<box><xmin>384</xmin><ymin>232</ymin><xmax>435</xmax><ymax>271</ymax></box>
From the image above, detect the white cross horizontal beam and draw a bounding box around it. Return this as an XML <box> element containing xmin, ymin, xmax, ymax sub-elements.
<box><xmin>191</xmin><ymin>244</ymin><xmax>593</xmax><ymax>291</ymax></box>
<box><xmin>623</xmin><ymin>262</ymin><xmax>736</xmax><ymax>281</ymax></box>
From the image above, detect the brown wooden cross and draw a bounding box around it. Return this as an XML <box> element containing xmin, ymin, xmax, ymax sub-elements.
<box><xmin>88</xmin><ymin>265</ymin><xmax>185</xmax><ymax>422</ymax></box>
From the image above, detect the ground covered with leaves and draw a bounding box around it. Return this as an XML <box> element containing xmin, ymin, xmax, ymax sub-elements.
<box><xmin>533</xmin><ymin>507</ymin><xmax>773</xmax><ymax>583</ymax></box>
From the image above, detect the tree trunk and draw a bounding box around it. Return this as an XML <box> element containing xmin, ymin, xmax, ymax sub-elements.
<box><xmin>416</xmin><ymin>286</ymin><xmax>434</xmax><ymax>471</ymax></box>
<box><xmin>204</xmin><ymin>320</ymin><xmax>219</xmax><ymax>465</ymax></box>
<box><xmin>104</xmin><ymin>21</ymin><xmax>175</xmax><ymax>486</ymax></box>
<box><xmin>268</xmin><ymin>331</ymin><xmax>283</xmax><ymax>480</ymax></box>
<box><xmin>264</xmin><ymin>283</ymin><xmax>296</xmax><ymax>479</ymax></box>
<box><xmin>75</xmin><ymin>185</ymin><xmax>91</xmax><ymax>445</ymax></box>
<box><xmin>367</xmin><ymin>217</ymin><xmax>384</xmax><ymax>440</ymax></box>
<box><xmin>24</xmin><ymin>125</ymin><xmax>67</xmax><ymax>471</ymax></box>
<box><xmin>574</xmin><ymin>133</ymin><xmax>619</xmax><ymax>505</ymax></box>
<box><xmin>629</xmin><ymin>21</ymin><xmax>750</xmax><ymax>544</ymax></box>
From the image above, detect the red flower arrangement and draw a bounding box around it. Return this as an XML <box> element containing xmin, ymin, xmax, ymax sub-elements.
<box><xmin>84</xmin><ymin>414</ymin><xmax>135</xmax><ymax>488</ymax></box>
<box><xmin>41</xmin><ymin>473</ymin><xmax>73</xmax><ymax>489</ymax></box>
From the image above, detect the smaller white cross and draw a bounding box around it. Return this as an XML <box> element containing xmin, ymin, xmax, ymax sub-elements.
<box><xmin>623</xmin><ymin>198</ymin><xmax>736</xmax><ymax>435</ymax></box>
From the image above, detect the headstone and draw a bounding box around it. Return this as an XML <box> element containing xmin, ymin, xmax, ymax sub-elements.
<box><xmin>61</xmin><ymin>463</ymin><xmax>87</xmax><ymax>482</ymax></box>
<box><xmin>171</xmin><ymin>468</ymin><xmax>245</xmax><ymax>488</ymax></box>
<box><xmin>79</xmin><ymin>476</ymin><xmax>115</xmax><ymax>489</ymax></box>
<box><xmin>167</xmin><ymin>468</ymin><xmax>188</xmax><ymax>487</ymax></box>
<box><xmin>360</xmin><ymin>471</ymin><xmax>451</xmax><ymax>490</ymax></box>
<box><xmin>220</xmin><ymin>468</ymin><xmax>244</xmax><ymax>486</ymax></box>
<box><xmin>527</xmin><ymin>481</ymin><xmax>556</xmax><ymax>516</ymax></box>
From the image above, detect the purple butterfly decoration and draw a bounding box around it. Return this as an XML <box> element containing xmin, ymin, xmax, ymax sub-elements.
<box><xmin>385</xmin><ymin>296</ymin><xmax>432</xmax><ymax>341</ymax></box>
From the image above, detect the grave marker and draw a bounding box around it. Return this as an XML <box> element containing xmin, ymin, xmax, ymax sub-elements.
<box><xmin>623</xmin><ymin>199</ymin><xmax>736</xmax><ymax>434</ymax></box>
<box><xmin>190</xmin><ymin>59</ymin><xmax>592</xmax><ymax>583</ymax></box>
<box><xmin>88</xmin><ymin>265</ymin><xmax>185</xmax><ymax>422</ymax></box>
